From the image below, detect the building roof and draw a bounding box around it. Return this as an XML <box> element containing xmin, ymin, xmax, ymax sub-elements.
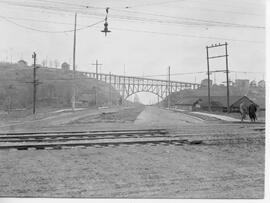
<box><xmin>197</xmin><ymin>96</ymin><xmax>243</xmax><ymax>107</ymax></box>
<box><xmin>230</xmin><ymin>96</ymin><xmax>257</xmax><ymax>107</ymax></box>
<box><xmin>178</xmin><ymin>95</ymin><xmax>258</xmax><ymax>108</ymax></box>
<box><xmin>175</xmin><ymin>97</ymin><xmax>201</xmax><ymax>105</ymax></box>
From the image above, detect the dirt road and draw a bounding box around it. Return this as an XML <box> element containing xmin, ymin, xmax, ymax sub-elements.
<box><xmin>0</xmin><ymin>105</ymin><xmax>265</xmax><ymax>198</ymax></box>
<box><xmin>135</xmin><ymin>106</ymin><xmax>204</xmax><ymax>127</ymax></box>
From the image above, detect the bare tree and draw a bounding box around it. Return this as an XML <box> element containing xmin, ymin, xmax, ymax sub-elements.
<box><xmin>41</xmin><ymin>60</ymin><xmax>46</xmax><ymax>68</ymax></box>
<box><xmin>49</xmin><ymin>60</ymin><xmax>53</xmax><ymax>68</ymax></box>
<box><xmin>54</xmin><ymin>59</ymin><xmax>60</xmax><ymax>69</ymax></box>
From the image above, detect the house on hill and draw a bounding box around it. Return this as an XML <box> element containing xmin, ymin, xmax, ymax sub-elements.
<box><xmin>61</xmin><ymin>62</ymin><xmax>70</xmax><ymax>71</ymax></box>
<box><xmin>17</xmin><ymin>60</ymin><xmax>28</xmax><ymax>66</ymax></box>
<box><xmin>250</xmin><ymin>80</ymin><xmax>257</xmax><ymax>87</ymax></box>
<box><xmin>258</xmin><ymin>80</ymin><xmax>265</xmax><ymax>88</ymax></box>
<box><xmin>200</xmin><ymin>79</ymin><xmax>212</xmax><ymax>88</ymax></box>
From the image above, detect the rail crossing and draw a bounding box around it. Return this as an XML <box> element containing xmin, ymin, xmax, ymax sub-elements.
<box><xmin>0</xmin><ymin>128</ymin><xmax>264</xmax><ymax>150</ymax></box>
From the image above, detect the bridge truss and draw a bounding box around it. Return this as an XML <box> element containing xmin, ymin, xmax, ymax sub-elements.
<box><xmin>81</xmin><ymin>71</ymin><xmax>200</xmax><ymax>99</ymax></box>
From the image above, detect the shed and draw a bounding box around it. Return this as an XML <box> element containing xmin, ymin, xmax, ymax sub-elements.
<box><xmin>230</xmin><ymin>96</ymin><xmax>259</xmax><ymax>112</ymax></box>
<box><xmin>196</xmin><ymin>96</ymin><xmax>243</xmax><ymax>112</ymax></box>
<box><xmin>174</xmin><ymin>97</ymin><xmax>202</xmax><ymax>111</ymax></box>
<box><xmin>175</xmin><ymin>95</ymin><xmax>260</xmax><ymax>112</ymax></box>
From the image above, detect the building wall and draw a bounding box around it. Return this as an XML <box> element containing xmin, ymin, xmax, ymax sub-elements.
<box><xmin>175</xmin><ymin>105</ymin><xmax>193</xmax><ymax>111</ymax></box>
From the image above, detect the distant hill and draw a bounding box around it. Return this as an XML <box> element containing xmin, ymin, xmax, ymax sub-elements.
<box><xmin>0</xmin><ymin>62</ymin><xmax>121</xmax><ymax>110</ymax></box>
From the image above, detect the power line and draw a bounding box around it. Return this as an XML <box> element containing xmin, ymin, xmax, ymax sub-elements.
<box><xmin>111</xmin><ymin>27</ymin><xmax>264</xmax><ymax>44</ymax></box>
<box><xmin>141</xmin><ymin>70</ymin><xmax>265</xmax><ymax>78</ymax></box>
<box><xmin>0</xmin><ymin>70</ymin><xmax>264</xmax><ymax>82</ymax></box>
<box><xmin>0</xmin><ymin>1</ymin><xmax>264</xmax><ymax>30</ymax></box>
<box><xmin>109</xmin><ymin>8</ymin><xmax>264</xmax><ymax>29</ymax></box>
<box><xmin>123</xmin><ymin>0</ymin><xmax>182</xmax><ymax>9</ymax></box>
<box><xmin>0</xmin><ymin>13</ymin><xmax>264</xmax><ymax>43</ymax></box>
<box><xmin>158</xmin><ymin>3</ymin><xmax>263</xmax><ymax>16</ymax></box>
<box><xmin>0</xmin><ymin>15</ymin><xmax>104</xmax><ymax>33</ymax></box>
<box><xmin>187</xmin><ymin>0</ymin><xmax>264</xmax><ymax>11</ymax></box>
<box><xmin>31</xmin><ymin>0</ymin><xmax>105</xmax><ymax>10</ymax></box>
<box><xmin>2</xmin><ymin>16</ymin><xmax>76</xmax><ymax>26</ymax></box>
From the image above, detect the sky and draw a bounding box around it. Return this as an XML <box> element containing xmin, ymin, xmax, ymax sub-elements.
<box><xmin>0</xmin><ymin>0</ymin><xmax>266</xmax><ymax>104</ymax></box>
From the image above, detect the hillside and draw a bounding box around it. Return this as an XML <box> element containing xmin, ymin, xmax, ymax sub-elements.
<box><xmin>162</xmin><ymin>84</ymin><xmax>265</xmax><ymax>108</ymax></box>
<box><xmin>0</xmin><ymin>62</ymin><xmax>121</xmax><ymax>111</ymax></box>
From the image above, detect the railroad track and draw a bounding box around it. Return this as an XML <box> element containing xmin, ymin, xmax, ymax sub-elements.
<box><xmin>0</xmin><ymin>128</ymin><xmax>264</xmax><ymax>150</ymax></box>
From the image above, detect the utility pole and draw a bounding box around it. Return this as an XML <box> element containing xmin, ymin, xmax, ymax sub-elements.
<box><xmin>122</xmin><ymin>64</ymin><xmax>126</xmax><ymax>106</ymax></box>
<box><xmin>71</xmin><ymin>12</ymin><xmax>77</xmax><ymax>111</ymax></box>
<box><xmin>206</xmin><ymin>46</ymin><xmax>211</xmax><ymax>112</ymax></box>
<box><xmin>92</xmin><ymin>60</ymin><xmax>102</xmax><ymax>80</ymax></box>
<box><xmin>168</xmin><ymin>66</ymin><xmax>171</xmax><ymax>109</ymax></box>
<box><xmin>32</xmin><ymin>52</ymin><xmax>38</xmax><ymax>114</ymax></box>
<box><xmin>206</xmin><ymin>42</ymin><xmax>230</xmax><ymax>113</ymax></box>
<box><xmin>109</xmin><ymin>72</ymin><xmax>112</xmax><ymax>106</ymax></box>
<box><xmin>94</xmin><ymin>86</ymin><xmax>97</xmax><ymax>106</ymax></box>
<box><xmin>7</xmin><ymin>85</ymin><xmax>13</xmax><ymax>114</ymax></box>
<box><xmin>225</xmin><ymin>42</ymin><xmax>230</xmax><ymax>113</ymax></box>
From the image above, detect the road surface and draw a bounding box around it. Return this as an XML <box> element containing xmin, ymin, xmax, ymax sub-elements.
<box><xmin>0</xmin><ymin>105</ymin><xmax>265</xmax><ymax>198</ymax></box>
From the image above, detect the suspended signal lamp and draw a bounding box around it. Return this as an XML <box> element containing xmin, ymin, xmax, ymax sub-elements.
<box><xmin>101</xmin><ymin>7</ymin><xmax>111</xmax><ymax>36</ymax></box>
<box><xmin>101</xmin><ymin>21</ymin><xmax>111</xmax><ymax>36</ymax></box>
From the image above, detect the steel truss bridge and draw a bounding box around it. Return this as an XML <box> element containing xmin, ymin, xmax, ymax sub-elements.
<box><xmin>80</xmin><ymin>71</ymin><xmax>200</xmax><ymax>99</ymax></box>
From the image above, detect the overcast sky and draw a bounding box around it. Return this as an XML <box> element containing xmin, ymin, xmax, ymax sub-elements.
<box><xmin>0</xmin><ymin>0</ymin><xmax>266</xmax><ymax>103</ymax></box>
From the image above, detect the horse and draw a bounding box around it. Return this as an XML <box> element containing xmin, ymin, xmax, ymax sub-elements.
<box><xmin>239</xmin><ymin>102</ymin><xmax>248</xmax><ymax>122</ymax></box>
<box><xmin>248</xmin><ymin>103</ymin><xmax>257</xmax><ymax>122</ymax></box>
<box><xmin>239</xmin><ymin>102</ymin><xmax>257</xmax><ymax>122</ymax></box>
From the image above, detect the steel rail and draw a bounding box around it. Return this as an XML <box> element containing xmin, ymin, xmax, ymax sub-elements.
<box><xmin>0</xmin><ymin>130</ymin><xmax>168</xmax><ymax>140</ymax></box>
<box><xmin>0</xmin><ymin>136</ymin><xmax>264</xmax><ymax>150</ymax></box>
<box><xmin>0</xmin><ymin>128</ymin><xmax>167</xmax><ymax>136</ymax></box>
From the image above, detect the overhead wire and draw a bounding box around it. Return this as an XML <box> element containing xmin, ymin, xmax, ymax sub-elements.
<box><xmin>187</xmin><ymin>0</ymin><xmax>264</xmax><ymax>10</ymax></box>
<box><xmin>1</xmin><ymin>16</ymin><xmax>76</xmax><ymax>26</ymax></box>
<box><xmin>0</xmin><ymin>70</ymin><xmax>264</xmax><ymax>83</ymax></box>
<box><xmin>109</xmin><ymin>8</ymin><xmax>264</xmax><ymax>29</ymax></box>
<box><xmin>0</xmin><ymin>15</ymin><xmax>104</xmax><ymax>33</ymax></box>
<box><xmin>0</xmin><ymin>0</ymin><xmax>264</xmax><ymax>30</ymax></box>
<box><xmin>0</xmin><ymin>14</ymin><xmax>264</xmax><ymax>43</ymax></box>
<box><xmin>142</xmin><ymin>70</ymin><xmax>264</xmax><ymax>78</ymax></box>
<box><xmin>111</xmin><ymin>27</ymin><xmax>264</xmax><ymax>44</ymax></box>
<box><xmin>157</xmin><ymin>3</ymin><xmax>263</xmax><ymax>16</ymax></box>
<box><xmin>0</xmin><ymin>0</ymin><xmax>264</xmax><ymax>43</ymax></box>
<box><xmin>123</xmin><ymin>0</ymin><xmax>183</xmax><ymax>9</ymax></box>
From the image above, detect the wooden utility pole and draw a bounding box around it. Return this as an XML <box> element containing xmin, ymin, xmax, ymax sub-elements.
<box><xmin>32</xmin><ymin>52</ymin><xmax>38</xmax><ymax>114</ymax></box>
<box><xmin>206</xmin><ymin>42</ymin><xmax>230</xmax><ymax>113</ymax></box>
<box><xmin>206</xmin><ymin>46</ymin><xmax>211</xmax><ymax>112</ymax></box>
<box><xmin>225</xmin><ymin>42</ymin><xmax>230</xmax><ymax>113</ymax></box>
<box><xmin>168</xmin><ymin>66</ymin><xmax>171</xmax><ymax>109</ymax></box>
<box><xmin>94</xmin><ymin>86</ymin><xmax>97</xmax><ymax>106</ymax></box>
<box><xmin>71</xmin><ymin>12</ymin><xmax>77</xmax><ymax>111</ymax></box>
<box><xmin>109</xmin><ymin>72</ymin><xmax>112</xmax><ymax>106</ymax></box>
<box><xmin>122</xmin><ymin>65</ymin><xmax>126</xmax><ymax>106</ymax></box>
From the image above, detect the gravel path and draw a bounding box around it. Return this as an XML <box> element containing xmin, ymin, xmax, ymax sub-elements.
<box><xmin>0</xmin><ymin>143</ymin><xmax>264</xmax><ymax>198</ymax></box>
